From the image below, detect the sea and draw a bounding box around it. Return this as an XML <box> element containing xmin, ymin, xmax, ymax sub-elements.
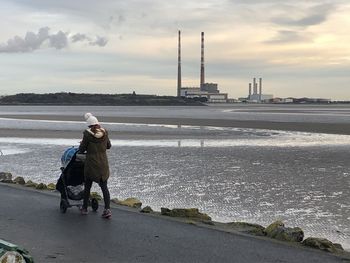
<box><xmin>0</xmin><ymin>104</ymin><xmax>349</xmax><ymax>250</ymax></box>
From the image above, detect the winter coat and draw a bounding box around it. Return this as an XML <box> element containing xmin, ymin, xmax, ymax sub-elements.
<box><xmin>79</xmin><ymin>127</ymin><xmax>111</xmax><ymax>183</ymax></box>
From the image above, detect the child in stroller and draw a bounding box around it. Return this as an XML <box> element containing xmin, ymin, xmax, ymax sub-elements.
<box><xmin>56</xmin><ymin>147</ymin><xmax>99</xmax><ymax>213</ymax></box>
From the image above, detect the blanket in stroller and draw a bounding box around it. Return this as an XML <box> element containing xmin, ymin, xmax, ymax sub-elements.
<box><xmin>67</xmin><ymin>185</ymin><xmax>84</xmax><ymax>200</ymax></box>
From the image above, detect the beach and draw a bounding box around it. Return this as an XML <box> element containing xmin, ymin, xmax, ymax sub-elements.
<box><xmin>1</xmin><ymin>105</ymin><xmax>350</xmax><ymax>251</ymax></box>
<box><xmin>2</xmin><ymin>112</ymin><xmax>350</xmax><ymax>136</ymax></box>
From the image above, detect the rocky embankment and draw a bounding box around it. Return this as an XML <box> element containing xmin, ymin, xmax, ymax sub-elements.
<box><xmin>1</xmin><ymin>171</ymin><xmax>349</xmax><ymax>259</ymax></box>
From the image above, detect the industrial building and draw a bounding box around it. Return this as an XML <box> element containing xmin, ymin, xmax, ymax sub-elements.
<box><xmin>177</xmin><ymin>31</ymin><xmax>228</xmax><ymax>103</ymax></box>
<box><xmin>247</xmin><ymin>77</ymin><xmax>273</xmax><ymax>102</ymax></box>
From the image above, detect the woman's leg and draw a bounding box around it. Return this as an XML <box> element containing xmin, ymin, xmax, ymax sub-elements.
<box><xmin>99</xmin><ymin>180</ymin><xmax>110</xmax><ymax>209</ymax></box>
<box><xmin>83</xmin><ymin>178</ymin><xmax>93</xmax><ymax>209</ymax></box>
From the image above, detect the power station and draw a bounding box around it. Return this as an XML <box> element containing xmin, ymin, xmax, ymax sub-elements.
<box><xmin>177</xmin><ymin>30</ymin><xmax>275</xmax><ymax>103</ymax></box>
<box><xmin>177</xmin><ymin>31</ymin><xmax>228</xmax><ymax>103</ymax></box>
<box><xmin>175</xmin><ymin>31</ymin><xmax>330</xmax><ymax>104</ymax></box>
<box><xmin>247</xmin><ymin>77</ymin><xmax>273</xmax><ymax>102</ymax></box>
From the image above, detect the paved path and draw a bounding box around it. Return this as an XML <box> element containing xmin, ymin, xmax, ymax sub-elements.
<box><xmin>0</xmin><ymin>184</ymin><xmax>347</xmax><ymax>263</ymax></box>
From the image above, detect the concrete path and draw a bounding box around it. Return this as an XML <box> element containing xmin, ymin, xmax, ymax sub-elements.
<box><xmin>0</xmin><ymin>184</ymin><xmax>347</xmax><ymax>263</ymax></box>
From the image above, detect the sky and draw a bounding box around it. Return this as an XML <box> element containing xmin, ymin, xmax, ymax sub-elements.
<box><xmin>0</xmin><ymin>0</ymin><xmax>350</xmax><ymax>100</ymax></box>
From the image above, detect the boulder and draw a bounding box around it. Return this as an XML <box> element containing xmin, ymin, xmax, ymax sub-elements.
<box><xmin>112</xmin><ymin>198</ymin><xmax>142</xmax><ymax>209</ymax></box>
<box><xmin>0</xmin><ymin>172</ymin><xmax>12</xmax><ymax>181</ymax></box>
<box><xmin>265</xmin><ymin>221</ymin><xmax>304</xmax><ymax>242</ymax></box>
<box><xmin>0</xmin><ymin>238</ymin><xmax>34</xmax><ymax>263</ymax></box>
<box><xmin>35</xmin><ymin>183</ymin><xmax>47</xmax><ymax>190</ymax></box>
<box><xmin>90</xmin><ymin>192</ymin><xmax>102</xmax><ymax>201</ymax></box>
<box><xmin>47</xmin><ymin>183</ymin><xmax>56</xmax><ymax>190</ymax></box>
<box><xmin>140</xmin><ymin>206</ymin><xmax>153</xmax><ymax>213</ymax></box>
<box><xmin>160</xmin><ymin>208</ymin><xmax>212</xmax><ymax>222</ymax></box>
<box><xmin>333</xmin><ymin>243</ymin><xmax>344</xmax><ymax>251</ymax></box>
<box><xmin>227</xmin><ymin>222</ymin><xmax>266</xmax><ymax>236</ymax></box>
<box><xmin>0</xmin><ymin>251</ymin><xmax>25</xmax><ymax>263</ymax></box>
<box><xmin>201</xmin><ymin>220</ymin><xmax>215</xmax><ymax>226</ymax></box>
<box><xmin>265</xmin><ymin>220</ymin><xmax>284</xmax><ymax>234</ymax></box>
<box><xmin>1</xmin><ymin>179</ymin><xmax>14</xmax><ymax>184</ymax></box>
<box><xmin>25</xmin><ymin>180</ymin><xmax>37</xmax><ymax>188</ymax></box>
<box><xmin>13</xmin><ymin>177</ymin><xmax>25</xmax><ymax>185</ymax></box>
<box><xmin>302</xmin><ymin>237</ymin><xmax>344</xmax><ymax>253</ymax></box>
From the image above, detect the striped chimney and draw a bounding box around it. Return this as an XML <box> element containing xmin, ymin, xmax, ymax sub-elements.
<box><xmin>200</xmin><ymin>32</ymin><xmax>205</xmax><ymax>90</ymax></box>
<box><xmin>177</xmin><ymin>30</ymin><xmax>182</xmax><ymax>97</ymax></box>
<box><xmin>253</xmin><ymin>78</ymin><xmax>257</xmax><ymax>95</ymax></box>
<box><xmin>259</xmin><ymin>78</ymin><xmax>262</xmax><ymax>102</ymax></box>
<box><xmin>249</xmin><ymin>83</ymin><xmax>252</xmax><ymax>99</ymax></box>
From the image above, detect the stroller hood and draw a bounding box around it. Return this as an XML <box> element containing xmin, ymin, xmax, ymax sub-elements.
<box><xmin>61</xmin><ymin>147</ymin><xmax>79</xmax><ymax>168</ymax></box>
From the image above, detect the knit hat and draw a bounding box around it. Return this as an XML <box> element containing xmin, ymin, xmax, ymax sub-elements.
<box><xmin>84</xmin><ymin>112</ymin><xmax>93</xmax><ymax>121</ymax></box>
<box><xmin>86</xmin><ymin>115</ymin><xmax>99</xmax><ymax>127</ymax></box>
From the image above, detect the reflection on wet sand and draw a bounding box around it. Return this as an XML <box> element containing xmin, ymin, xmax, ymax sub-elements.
<box><xmin>178</xmin><ymin>140</ymin><xmax>205</xmax><ymax>148</ymax></box>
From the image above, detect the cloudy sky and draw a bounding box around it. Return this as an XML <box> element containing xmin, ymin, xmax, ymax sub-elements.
<box><xmin>0</xmin><ymin>0</ymin><xmax>349</xmax><ymax>100</ymax></box>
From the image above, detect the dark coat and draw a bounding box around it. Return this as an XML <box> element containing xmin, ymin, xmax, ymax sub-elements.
<box><xmin>79</xmin><ymin>128</ymin><xmax>111</xmax><ymax>183</ymax></box>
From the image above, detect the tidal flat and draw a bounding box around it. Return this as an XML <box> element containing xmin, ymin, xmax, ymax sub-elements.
<box><xmin>0</xmin><ymin>105</ymin><xmax>349</xmax><ymax>250</ymax></box>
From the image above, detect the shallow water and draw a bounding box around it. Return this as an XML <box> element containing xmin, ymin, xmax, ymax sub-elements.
<box><xmin>0</xmin><ymin>105</ymin><xmax>350</xmax><ymax>250</ymax></box>
<box><xmin>0</xmin><ymin>128</ymin><xmax>349</xmax><ymax>250</ymax></box>
<box><xmin>2</xmin><ymin>104</ymin><xmax>350</xmax><ymax>123</ymax></box>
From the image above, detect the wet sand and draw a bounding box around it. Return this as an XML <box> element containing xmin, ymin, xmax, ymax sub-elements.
<box><xmin>1</xmin><ymin>114</ymin><xmax>350</xmax><ymax>137</ymax></box>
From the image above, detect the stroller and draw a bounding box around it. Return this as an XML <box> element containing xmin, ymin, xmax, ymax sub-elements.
<box><xmin>56</xmin><ymin>147</ymin><xmax>99</xmax><ymax>213</ymax></box>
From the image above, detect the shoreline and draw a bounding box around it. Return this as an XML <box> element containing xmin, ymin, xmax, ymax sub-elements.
<box><xmin>1</xmin><ymin>182</ymin><xmax>349</xmax><ymax>261</ymax></box>
<box><xmin>2</xmin><ymin>114</ymin><xmax>350</xmax><ymax>136</ymax></box>
<box><xmin>1</xmin><ymin>114</ymin><xmax>350</xmax><ymax>255</ymax></box>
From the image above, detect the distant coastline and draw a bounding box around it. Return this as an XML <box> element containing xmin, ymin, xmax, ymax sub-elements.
<box><xmin>2</xmin><ymin>93</ymin><xmax>350</xmax><ymax>106</ymax></box>
<box><xmin>0</xmin><ymin>92</ymin><xmax>206</xmax><ymax>106</ymax></box>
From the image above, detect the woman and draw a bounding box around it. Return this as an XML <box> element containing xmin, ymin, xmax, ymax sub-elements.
<box><xmin>79</xmin><ymin>113</ymin><xmax>112</xmax><ymax>218</ymax></box>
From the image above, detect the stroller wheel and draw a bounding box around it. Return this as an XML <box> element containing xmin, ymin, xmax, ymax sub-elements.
<box><xmin>91</xmin><ymin>198</ymin><xmax>99</xmax><ymax>212</ymax></box>
<box><xmin>60</xmin><ymin>199</ymin><xmax>69</xmax><ymax>213</ymax></box>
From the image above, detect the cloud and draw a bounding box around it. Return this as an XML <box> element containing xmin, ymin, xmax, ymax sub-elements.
<box><xmin>71</xmin><ymin>33</ymin><xmax>88</xmax><ymax>42</ymax></box>
<box><xmin>0</xmin><ymin>27</ymin><xmax>51</xmax><ymax>52</ymax></box>
<box><xmin>90</xmin><ymin>36</ymin><xmax>108</xmax><ymax>46</ymax></box>
<box><xmin>271</xmin><ymin>3</ymin><xmax>337</xmax><ymax>27</ymax></box>
<box><xmin>265</xmin><ymin>30</ymin><xmax>311</xmax><ymax>44</ymax></box>
<box><xmin>0</xmin><ymin>27</ymin><xmax>108</xmax><ymax>53</ymax></box>
<box><xmin>273</xmin><ymin>14</ymin><xmax>327</xmax><ymax>27</ymax></box>
<box><xmin>70</xmin><ymin>33</ymin><xmax>108</xmax><ymax>46</ymax></box>
<box><xmin>48</xmin><ymin>30</ymin><xmax>68</xmax><ymax>49</ymax></box>
<box><xmin>263</xmin><ymin>3</ymin><xmax>340</xmax><ymax>45</ymax></box>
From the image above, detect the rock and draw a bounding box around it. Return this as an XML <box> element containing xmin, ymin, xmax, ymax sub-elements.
<box><xmin>35</xmin><ymin>183</ymin><xmax>47</xmax><ymax>190</ymax></box>
<box><xmin>265</xmin><ymin>221</ymin><xmax>304</xmax><ymax>242</ymax></box>
<box><xmin>0</xmin><ymin>172</ymin><xmax>12</xmax><ymax>181</ymax></box>
<box><xmin>302</xmin><ymin>237</ymin><xmax>344</xmax><ymax>253</ymax></box>
<box><xmin>90</xmin><ymin>192</ymin><xmax>102</xmax><ymax>201</ymax></box>
<box><xmin>112</xmin><ymin>198</ymin><xmax>142</xmax><ymax>208</ymax></box>
<box><xmin>280</xmin><ymin>227</ymin><xmax>304</xmax><ymax>242</ymax></box>
<box><xmin>161</xmin><ymin>208</ymin><xmax>171</xmax><ymax>214</ymax></box>
<box><xmin>160</xmin><ymin>207</ymin><xmax>212</xmax><ymax>221</ymax></box>
<box><xmin>0</xmin><ymin>251</ymin><xmax>25</xmax><ymax>263</ymax></box>
<box><xmin>227</xmin><ymin>222</ymin><xmax>266</xmax><ymax>236</ymax></box>
<box><xmin>265</xmin><ymin>220</ymin><xmax>284</xmax><ymax>234</ymax></box>
<box><xmin>1</xmin><ymin>179</ymin><xmax>14</xmax><ymax>184</ymax></box>
<box><xmin>0</xmin><ymin>238</ymin><xmax>34</xmax><ymax>263</ymax></box>
<box><xmin>201</xmin><ymin>220</ymin><xmax>215</xmax><ymax>225</ymax></box>
<box><xmin>333</xmin><ymin>243</ymin><xmax>344</xmax><ymax>251</ymax></box>
<box><xmin>47</xmin><ymin>183</ymin><xmax>56</xmax><ymax>190</ymax></box>
<box><xmin>140</xmin><ymin>206</ymin><xmax>153</xmax><ymax>213</ymax></box>
<box><xmin>25</xmin><ymin>180</ymin><xmax>37</xmax><ymax>188</ymax></box>
<box><xmin>13</xmin><ymin>177</ymin><xmax>25</xmax><ymax>185</ymax></box>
